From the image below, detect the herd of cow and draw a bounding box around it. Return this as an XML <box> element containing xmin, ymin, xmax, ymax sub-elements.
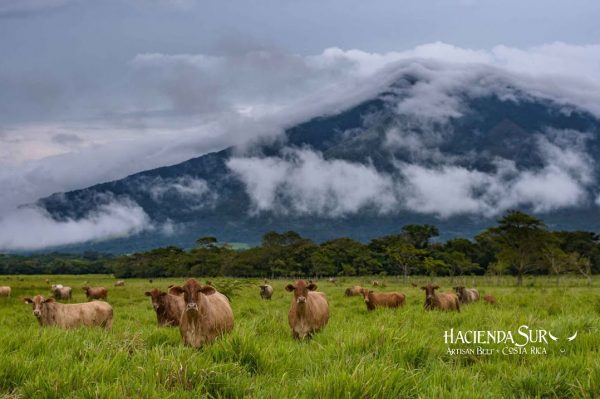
<box><xmin>0</xmin><ymin>279</ymin><xmax>497</xmax><ymax>348</ymax></box>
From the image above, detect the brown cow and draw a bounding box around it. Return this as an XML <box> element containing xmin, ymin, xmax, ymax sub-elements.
<box><xmin>344</xmin><ymin>286</ymin><xmax>363</xmax><ymax>296</ymax></box>
<box><xmin>421</xmin><ymin>284</ymin><xmax>460</xmax><ymax>312</ymax></box>
<box><xmin>24</xmin><ymin>295</ymin><xmax>112</xmax><ymax>329</ymax></box>
<box><xmin>83</xmin><ymin>287</ymin><xmax>108</xmax><ymax>301</ymax></box>
<box><xmin>0</xmin><ymin>286</ymin><xmax>11</xmax><ymax>297</ymax></box>
<box><xmin>115</xmin><ymin>280</ymin><xmax>125</xmax><ymax>287</ymax></box>
<box><xmin>169</xmin><ymin>279</ymin><xmax>234</xmax><ymax>348</ymax></box>
<box><xmin>286</xmin><ymin>280</ymin><xmax>329</xmax><ymax>339</ymax></box>
<box><xmin>453</xmin><ymin>286</ymin><xmax>480</xmax><ymax>304</ymax></box>
<box><xmin>361</xmin><ymin>289</ymin><xmax>405</xmax><ymax>311</ymax></box>
<box><xmin>483</xmin><ymin>294</ymin><xmax>497</xmax><ymax>305</ymax></box>
<box><xmin>144</xmin><ymin>288</ymin><xmax>185</xmax><ymax>326</ymax></box>
<box><xmin>259</xmin><ymin>284</ymin><xmax>273</xmax><ymax>300</ymax></box>
<box><xmin>51</xmin><ymin>284</ymin><xmax>72</xmax><ymax>300</ymax></box>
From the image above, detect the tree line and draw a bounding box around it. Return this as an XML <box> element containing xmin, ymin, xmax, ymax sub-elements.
<box><xmin>1</xmin><ymin>211</ymin><xmax>599</xmax><ymax>285</ymax></box>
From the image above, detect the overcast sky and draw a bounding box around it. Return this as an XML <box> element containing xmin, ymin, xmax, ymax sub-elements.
<box><xmin>1</xmin><ymin>0</ymin><xmax>599</xmax><ymax>249</ymax></box>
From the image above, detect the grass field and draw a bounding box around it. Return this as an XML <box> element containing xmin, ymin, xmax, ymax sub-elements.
<box><xmin>0</xmin><ymin>275</ymin><xmax>599</xmax><ymax>398</ymax></box>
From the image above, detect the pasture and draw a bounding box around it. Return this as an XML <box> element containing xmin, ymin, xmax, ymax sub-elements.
<box><xmin>0</xmin><ymin>275</ymin><xmax>599</xmax><ymax>398</ymax></box>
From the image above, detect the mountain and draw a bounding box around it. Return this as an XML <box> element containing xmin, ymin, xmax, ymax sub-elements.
<box><xmin>36</xmin><ymin>71</ymin><xmax>600</xmax><ymax>253</ymax></box>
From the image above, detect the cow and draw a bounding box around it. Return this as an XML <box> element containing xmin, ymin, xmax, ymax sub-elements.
<box><xmin>453</xmin><ymin>286</ymin><xmax>480</xmax><ymax>304</ymax></box>
<box><xmin>24</xmin><ymin>295</ymin><xmax>113</xmax><ymax>329</ymax></box>
<box><xmin>344</xmin><ymin>286</ymin><xmax>363</xmax><ymax>296</ymax></box>
<box><xmin>51</xmin><ymin>284</ymin><xmax>72</xmax><ymax>300</ymax></box>
<box><xmin>421</xmin><ymin>284</ymin><xmax>460</xmax><ymax>312</ymax></box>
<box><xmin>259</xmin><ymin>284</ymin><xmax>273</xmax><ymax>300</ymax></box>
<box><xmin>115</xmin><ymin>280</ymin><xmax>125</xmax><ymax>287</ymax></box>
<box><xmin>286</xmin><ymin>280</ymin><xmax>329</xmax><ymax>339</ymax></box>
<box><xmin>83</xmin><ymin>286</ymin><xmax>108</xmax><ymax>301</ymax></box>
<box><xmin>144</xmin><ymin>288</ymin><xmax>185</xmax><ymax>326</ymax></box>
<box><xmin>327</xmin><ymin>277</ymin><xmax>337</xmax><ymax>284</ymax></box>
<box><xmin>361</xmin><ymin>289</ymin><xmax>405</xmax><ymax>311</ymax></box>
<box><xmin>483</xmin><ymin>294</ymin><xmax>497</xmax><ymax>305</ymax></box>
<box><xmin>169</xmin><ymin>279</ymin><xmax>234</xmax><ymax>348</ymax></box>
<box><xmin>0</xmin><ymin>286</ymin><xmax>11</xmax><ymax>297</ymax></box>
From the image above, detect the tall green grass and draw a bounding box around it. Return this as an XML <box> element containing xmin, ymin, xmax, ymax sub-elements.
<box><xmin>0</xmin><ymin>275</ymin><xmax>598</xmax><ymax>398</ymax></box>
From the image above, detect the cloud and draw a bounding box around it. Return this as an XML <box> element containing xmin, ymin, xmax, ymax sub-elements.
<box><xmin>0</xmin><ymin>199</ymin><xmax>151</xmax><ymax>251</ymax></box>
<box><xmin>135</xmin><ymin>175</ymin><xmax>218</xmax><ymax>208</ymax></box>
<box><xmin>227</xmin><ymin>149</ymin><xmax>398</xmax><ymax>216</ymax></box>
<box><xmin>229</xmin><ymin>129</ymin><xmax>595</xmax><ymax>219</ymax></box>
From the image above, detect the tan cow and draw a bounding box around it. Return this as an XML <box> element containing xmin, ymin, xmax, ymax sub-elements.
<box><xmin>344</xmin><ymin>286</ymin><xmax>363</xmax><ymax>296</ymax></box>
<box><xmin>259</xmin><ymin>284</ymin><xmax>273</xmax><ymax>300</ymax></box>
<box><xmin>114</xmin><ymin>280</ymin><xmax>125</xmax><ymax>287</ymax></box>
<box><xmin>83</xmin><ymin>286</ymin><xmax>108</xmax><ymax>301</ymax></box>
<box><xmin>169</xmin><ymin>279</ymin><xmax>234</xmax><ymax>348</ymax></box>
<box><xmin>144</xmin><ymin>288</ymin><xmax>185</xmax><ymax>326</ymax></box>
<box><xmin>361</xmin><ymin>289</ymin><xmax>405</xmax><ymax>311</ymax></box>
<box><xmin>24</xmin><ymin>295</ymin><xmax>112</xmax><ymax>329</ymax></box>
<box><xmin>0</xmin><ymin>286</ymin><xmax>11</xmax><ymax>297</ymax></box>
<box><xmin>421</xmin><ymin>284</ymin><xmax>460</xmax><ymax>312</ymax></box>
<box><xmin>51</xmin><ymin>284</ymin><xmax>72</xmax><ymax>300</ymax></box>
<box><xmin>454</xmin><ymin>286</ymin><xmax>480</xmax><ymax>304</ymax></box>
<box><xmin>286</xmin><ymin>280</ymin><xmax>329</xmax><ymax>339</ymax></box>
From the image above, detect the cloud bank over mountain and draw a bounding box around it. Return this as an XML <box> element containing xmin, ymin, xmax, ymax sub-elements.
<box><xmin>1</xmin><ymin>41</ymin><xmax>600</xmax><ymax>250</ymax></box>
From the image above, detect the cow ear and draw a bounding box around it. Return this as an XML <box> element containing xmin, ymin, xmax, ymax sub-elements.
<box><xmin>285</xmin><ymin>284</ymin><xmax>295</xmax><ymax>292</ymax></box>
<box><xmin>24</xmin><ymin>297</ymin><xmax>33</xmax><ymax>304</ymax></box>
<box><xmin>144</xmin><ymin>291</ymin><xmax>151</xmax><ymax>296</ymax></box>
<box><xmin>369</xmin><ymin>290</ymin><xmax>374</xmax><ymax>294</ymax></box>
<box><xmin>169</xmin><ymin>286</ymin><xmax>184</xmax><ymax>295</ymax></box>
<box><xmin>43</xmin><ymin>298</ymin><xmax>55</xmax><ymax>303</ymax></box>
<box><xmin>433</xmin><ymin>285</ymin><xmax>440</xmax><ymax>290</ymax></box>
<box><xmin>307</xmin><ymin>283</ymin><xmax>317</xmax><ymax>291</ymax></box>
<box><xmin>198</xmin><ymin>286</ymin><xmax>216</xmax><ymax>295</ymax></box>
<box><xmin>420</xmin><ymin>286</ymin><xmax>426</xmax><ymax>290</ymax></box>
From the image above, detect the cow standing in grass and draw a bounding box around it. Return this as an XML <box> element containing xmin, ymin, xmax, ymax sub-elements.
<box><xmin>0</xmin><ymin>286</ymin><xmax>11</xmax><ymax>297</ymax></box>
<box><xmin>345</xmin><ymin>286</ymin><xmax>363</xmax><ymax>296</ymax></box>
<box><xmin>24</xmin><ymin>295</ymin><xmax>113</xmax><ymax>329</ymax></box>
<box><xmin>259</xmin><ymin>284</ymin><xmax>273</xmax><ymax>300</ymax></box>
<box><xmin>115</xmin><ymin>280</ymin><xmax>125</xmax><ymax>287</ymax></box>
<box><xmin>286</xmin><ymin>280</ymin><xmax>329</xmax><ymax>339</ymax></box>
<box><xmin>145</xmin><ymin>288</ymin><xmax>185</xmax><ymax>326</ymax></box>
<box><xmin>483</xmin><ymin>294</ymin><xmax>497</xmax><ymax>305</ymax></box>
<box><xmin>421</xmin><ymin>284</ymin><xmax>460</xmax><ymax>312</ymax></box>
<box><xmin>83</xmin><ymin>287</ymin><xmax>108</xmax><ymax>301</ymax></box>
<box><xmin>361</xmin><ymin>289</ymin><xmax>405</xmax><ymax>311</ymax></box>
<box><xmin>170</xmin><ymin>279</ymin><xmax>234</xmax><ymax>348</ymax></box>
<box><xmin>51</xmin><ymin>284</ymin><xmax>72</xmax><ymax>300</ymax></box>
<box><xmin>453</xmin><ymin>286</ymin><xmax>480</xmax><ymax>304</ymax></box>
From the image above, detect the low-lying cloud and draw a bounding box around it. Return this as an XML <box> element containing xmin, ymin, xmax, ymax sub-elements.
<box><xmin>228</xmin><ymin>129</ymin><xmax>596</xmax><ymax>219</ymax></box>
<box><xmin>0</xmin><ymin>199</ymin><xmax>151</xmax><ymax>251</ymax></box>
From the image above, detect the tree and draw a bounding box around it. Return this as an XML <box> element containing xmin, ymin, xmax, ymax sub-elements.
<box><xmin>196</xmin><ymin>236</ymin><xmax>218</xmax><ymax>249</ymax></box>
<box><xmin>568</xmin><ymin>252</ymin><xmax>592</xmax><ymax>285</ymax></box>
<box><xmin>541</xmin><ymin>240</ymin><xmax>570</xmax><ymax>286</ymax></box>
<box><xmin>422</xmin><ymin>257</ymin><xmax>449</xmax><ymax>279</ymax></box>
<box><xmin>401</xmin><ymin>224</ymin><xmax>439</xmax><ymax>249</ymax></box>
<box><xmin>385</xmin><ymin>241</ymin><xmax>426</xmax><ymax>283</ymax></box>
<box><xmin>483</xmin><ymin>211</ymin><xmax>549</xmax><ymax>286</ymax></box>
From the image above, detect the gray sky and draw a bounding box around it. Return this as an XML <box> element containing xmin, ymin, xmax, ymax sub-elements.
<box><xmin>1</xmin><ymin>0</ymin><xmax>600</xmax><ymax>249</ymax></box>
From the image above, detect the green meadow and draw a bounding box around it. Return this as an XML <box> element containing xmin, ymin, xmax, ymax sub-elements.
<box><xmin>0</xmin><ymin>275</ymin><xmax>599</xmax><ymax>398</ymax></box>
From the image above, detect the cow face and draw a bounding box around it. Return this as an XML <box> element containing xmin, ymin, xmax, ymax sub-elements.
<box><xmin>144</xmin><ymin>288</ymin><xmax>167</xmax><ymax>310</ymax></box>
<box><xmin>420</xmin><ymin>284</ymin><xmax>440</xmax><ymax>301</ymax></box>
<box><xmin>24</xmin><ymin>295</ymin><xmax>54</xmax><ymax>318</ymax></box>
<box><xmin>169</xmin><ymin>279</ymin><xmax>215</xmax><ymax>314</ymax></box>
<box><xmin>453</xmin><ymin>286</ymin><xmax>466</xmax><ymax>300</ymax></box>
<box><xmin>362</xmin><ymin>289</ymin><xmax>374</xmax><ymax>303</ymax></box>
<box><xmin>285</xmin><ymin>280</ymin><xmax>317</xmax><ymax>304</ymax></box>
